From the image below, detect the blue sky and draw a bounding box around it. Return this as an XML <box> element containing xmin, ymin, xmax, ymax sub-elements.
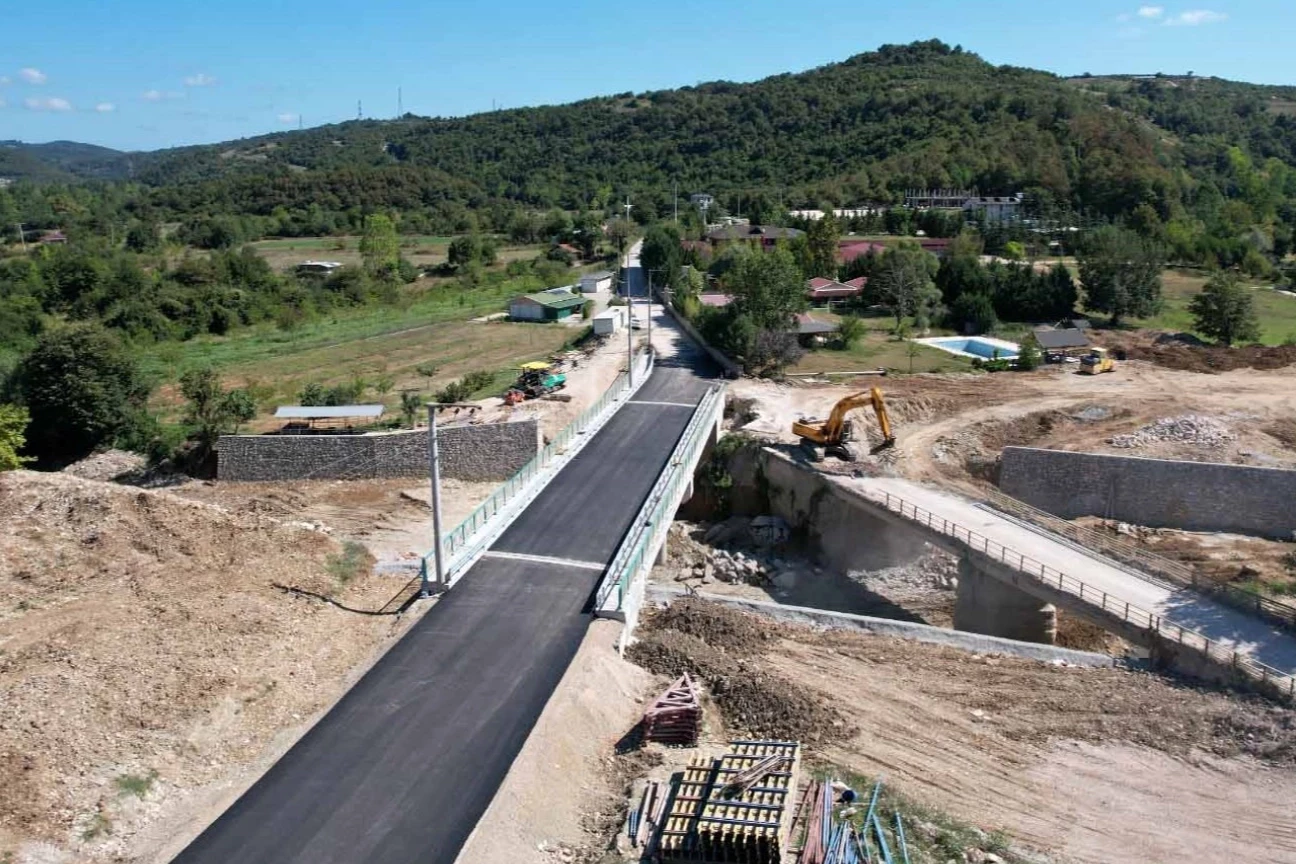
<box><xmin>2</xmin><ymin>0</ymin><xmax>1292</xmax><ymax>152</ymax></box>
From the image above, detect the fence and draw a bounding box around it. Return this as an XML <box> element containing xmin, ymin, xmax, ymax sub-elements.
<box><xmin>874</xmin><ymin>490</ymin><xmax>1296</xmax><ymax>702</ymax></box>
<box><xmin>423</xmin><ymin>348</ymin><xmax>654</xmax><ymax>585</ymax></box>
<box><xmin>596</xmin><ymin>385</ymin><xmax>724</xmax><ymax>614</ymax></box>
<box><xmin>985</xmin><ymin>488</ymin><xmax>1296</xmax><ymax>634</ymax></box>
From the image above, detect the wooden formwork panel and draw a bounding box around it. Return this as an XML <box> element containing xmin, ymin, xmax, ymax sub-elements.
<box><xmin>658</xmin><ymin>740</ymin><xmax>801</xmax><ymax>864</ymax></box>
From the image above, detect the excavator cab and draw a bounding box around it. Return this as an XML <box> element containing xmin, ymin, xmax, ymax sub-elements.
<box><xmin>791</xmin><ymin>386</ymin><xmax>896</xmax><ymax>462</ymax></box>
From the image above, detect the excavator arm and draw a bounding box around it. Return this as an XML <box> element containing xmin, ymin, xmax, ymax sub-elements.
<box><xmin>792</xmin><ymin>387</ymin><xmax>896</xmax><ymax>455</ymax></box>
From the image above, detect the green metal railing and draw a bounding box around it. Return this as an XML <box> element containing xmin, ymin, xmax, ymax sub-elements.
<box><xmin>597</xmin><ymin>385</ymin><xmax>724</xmax><ymax>613</ymax></box>
<box><xmin>425</xmin><ymin>349</ymin><xmax>653</xmax><ymax>583</ymax></box>
<box><xmin>985</xmin><ymin>488</ymin><xmax>1296</xmax><ymax>634</ymax></box>
<box><xmin>876</xmin><ymin>490</ymin><xmax>1296</xmax><ymax>702</ymax></box>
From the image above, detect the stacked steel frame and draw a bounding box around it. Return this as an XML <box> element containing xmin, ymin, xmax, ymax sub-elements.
<box><xmin>642</xmin><ymin>673</ymin><xmax>703</xmax><ymax>746</ymax></box>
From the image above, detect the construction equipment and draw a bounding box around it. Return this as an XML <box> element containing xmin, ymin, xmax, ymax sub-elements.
<box><xmin>792</xmin><ymin>387</ymin><xmax>895</xmax><ymax>462</ymax></box>
<box><xmin>504</xmin><ymin>361</ymin><xmax>568</xmax><ymax>404</ymax></box>
<box><xmin>1079</xmin><ymin>347</ymin><xmax>1115</xmax><ymax>375</ymax></box>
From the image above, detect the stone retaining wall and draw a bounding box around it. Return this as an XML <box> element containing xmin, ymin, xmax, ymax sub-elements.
<box><xmin>216</xmin><ymin>419</ymin><xmax>539</xmax><ymax>483</ymax></box>
<box><xmin>999</xmin><ymin>446</ymin><xmax>1296</xmax><ymax>540</ymax></box>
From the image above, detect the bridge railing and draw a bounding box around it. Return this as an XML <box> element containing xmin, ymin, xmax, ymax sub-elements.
<box><xmin>597</xmin><ymin>384</ymin><xmax>724</xmax><ymax>614</ymax></box>
<box><xmin>428</xmin><ymin>348</ymin><xmax>653</xmax><ymax>584</ymax></box>
<box><xmin>875</xmin><ymin>490</ymin><xmax>1296</xmax><ymax>702</ymax></box>
<box><xmin>984</xmin><ymin>488</ymin><xmax>1296</xmax><ymax>635</ymax></box>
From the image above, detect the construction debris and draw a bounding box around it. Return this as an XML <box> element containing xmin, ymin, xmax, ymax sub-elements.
<box><xmin>1108</xmin><ymin>414</ymin><xmax>1236</xmax><ymax>449</ymax></box>
<box><xmin>643</xmin><ymin>673</ymin><xmax>703</xmax><ymax>746</ymax></box>
<box><xmin>657</xmin><ymin>740</ymin><xmax>801</xmax><ymax>863</ymax></box>
<box><xmin>796</xmin><ymin>777</ymin><xmax>912</xmax><ymax>864</ymax></box>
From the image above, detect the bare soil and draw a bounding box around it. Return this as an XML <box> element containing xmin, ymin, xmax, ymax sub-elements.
<box><xmin>1104</xmin><ymin>330</ymin><xmax>1296</xmax><ymax>373</ymax></box>
<box><xmin>626</xmin><ymin>599</ymin><xmax>1296</xmax><ymax>864</ymax></box>
<box><xmin>0</xmin><ymin>470</ymin><xmax>457</xmax><ymax>863</ymax></box>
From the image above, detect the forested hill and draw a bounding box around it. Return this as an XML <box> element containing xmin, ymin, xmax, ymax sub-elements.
<box><xmin>5</xmin><ymin>40</ymin><xmax>1296</xmax><ymax>229</ymax></box>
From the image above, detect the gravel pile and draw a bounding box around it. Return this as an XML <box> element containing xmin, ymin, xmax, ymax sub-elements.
<box><xmin>1108</xmin><ymin>415</ymin><xmax>1236</xmax><ymax>449</ymax></box>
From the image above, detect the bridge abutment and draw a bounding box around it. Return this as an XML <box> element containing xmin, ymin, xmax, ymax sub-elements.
<box><xmin>954</xmin><ymin>553</ymin><xmax>1057</xmax><ymax>645</ymax></box>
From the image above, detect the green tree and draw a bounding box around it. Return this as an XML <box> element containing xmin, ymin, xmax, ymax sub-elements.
<box><xmin>1077</xmin><ymin>226</ymin><xmax>1164</xmax><ymax>326</ymax></box>
<box><xmin>1002</xmin><ymin>241</ymin><xmax>1026</xmax><ymax>261</ymax></box>
<box><xmin>803</xmin><ymin>212</ymin><xmax>841</xmax><ymax>278</ymax></box>
<box><xmin>15</xmin><ymin>324</ymin><xmax>148</xmax><ymax>466</ymax></box>
<box><xmin>0</xmin><ymin>404</ymin><xmax>33</xmax><ymax>471</ymax></box>
<box><xmin>607</xmin><ymin>218</ymin><xmax>634</xmax><ymax>258</ymax></box>
<box><xmin>836</xmin><ymin>315</ymin><xmax>866</xmax><ymax>349</ymax></box>
<box><xmin>448</xmin><ymin>234</ymin><xmax>483</xmax><ymax>269</ymax></box>
<box><xmin>359</xmin><ymin>214</ymin><xmax>400</xmax><ymax>275</ymax></box>
<box><xmin>414</xmin><ymin>363</ymin><xmax>439</xmax><ymax>389</ymax></box>
<box><xmin>179</xmin><ymin>367</ymin><xmax>257</xmax><ymax>470</ymax></box>
<box><xmin>399</xmin><ymin>391</ymin><xmax>423</xmax><ymax>428</ymax></box>
<box><xmin>640</xmin><ymin>223</ymin><xmax>683</xmax><ymax>286</ymax></box>
<box><xmin>1015</xmin><ymin>333</ymin><xmax>1043</xmax><ymax>370</ymax></box>
<box><xmin>727</xmin><ymin>247</ymin><xmax>807</xmax><ymax>332</ymax></box>
<box><xmin>875</xmin><ymin>242</ymin><xmax>942</xmax><ymax>331</ymax></box>
<box><xmin>573</xmin><ymin>212</ymin><xmax>601</xmax><ymax>259</ymax></box>
<box><xmin>1188</xmin><ymin>272</ymin><xmax>1261</xmax><ymax>346</ymax></box>
<box><xmin>947</xmin><ymin>292</ymin><xmax>998</xmax><ymax>335</ymax></box>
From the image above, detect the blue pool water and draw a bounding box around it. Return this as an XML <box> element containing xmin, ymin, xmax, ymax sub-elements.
<box><xmin>928</xmin><ymin>337</ymin><xmax>1019</xmax><ymax>359</ymax></box>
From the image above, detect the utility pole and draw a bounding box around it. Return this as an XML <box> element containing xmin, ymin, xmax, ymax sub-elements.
<box><xmin>424</xmin><ymin>403</ymin><xmax>445</xmax><ymax>594</ymax></box>
<box><xmin>15</xmin><ymin>222</ymin><xmax>26</xmax><ymax>253</ymax></box>
<box><xmin>398</xmin><ymin>87</ymin><xmax>403</xmax><ymax>117</ymax></box>
<box><xmin>674</xmin><ymin>180</ymin><xmax>678</xmax><ymax>223</ymax></box>
<box><xmin>626</xmin><ymin>273</ymin><xmax>635</xmax><ymax>388</ymax></box>
<box><xmin>357</xmin><ymin>100</ymin><xmax>363</xmax><ymax>120</ymax></box>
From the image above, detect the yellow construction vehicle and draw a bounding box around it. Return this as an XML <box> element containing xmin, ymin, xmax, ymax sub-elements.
<box><xmin>791</xmin><ymin>387</ymin><xmax>896</xmax><ymax>462</ymax></box>
<box><xmin>1079</xmin><ymin>347</ymin><xmax>1115</xmax><ymax>375</ymax></box>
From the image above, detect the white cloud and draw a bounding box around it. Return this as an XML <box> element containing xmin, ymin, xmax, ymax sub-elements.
<box><xmin>0</xmin><ymin>98</ymin><xmax>6</xmax><ymax>108</ymax></box>
<box><xmin>1165</xmin><ymin>9</ymin><xmax>1227</xmax><ymax>25</ymax></box>
<box><xmin>142</xmin><ymin>89</ymin><xmax>182</xmax><ymax>102</ymax></box>
<box><xmin>277</xmin><ymin>112</ymin><xmax>298</xmax><ymax>124</ymax></box>
<box><xmin>24</xmin><ymin>96</ymin><xmax>72</xmax><ymax>111</ymax></box>
<box><xmin>95</xmin><ymin>102</ymin><xmax>115</xmax><ymax>113</ymax></box>
<box><xmin>1137</xmin><ymin>5</ymin><xmax>1164</xmax><ymax>18</ymax></box>
<box><xmin>184</xmin><ymin>72</ymin><xmax>217</xmax><ymax>87</ymax></box>
<box><xmin>19</xmin><ymin>67</ymin><xmax>47</xmax><ymax>85</ymax></box>
<box><xmin>0</xmin><ymin>76</ymin><xmax>10</xmax><ymax>85</ymax></box>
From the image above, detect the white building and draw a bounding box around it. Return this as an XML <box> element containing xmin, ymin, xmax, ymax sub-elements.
<box><xmin>579</xmin><ymin>270</ymin><xmax>614</xmax><ymax>293</ymax></box>
<box><xmin>592</xmin><ymin>306</ymin><xmax>625</xmax><ymax>336</ymax></box>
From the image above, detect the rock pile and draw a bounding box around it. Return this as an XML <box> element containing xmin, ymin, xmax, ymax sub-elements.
<box><xmin>1108</xmin><ymin>414</ymin><xmax>1236</xmax><ymax>449</ymax></box>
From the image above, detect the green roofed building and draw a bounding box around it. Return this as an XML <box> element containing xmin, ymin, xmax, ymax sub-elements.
<box><xmin>508</xmin><ymin>288</ymin><xmax>587</xmax><ymax>322</ymax></box>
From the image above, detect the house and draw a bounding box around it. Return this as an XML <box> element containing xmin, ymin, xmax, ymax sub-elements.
<box><xmin>295</xmin><ymin>260</ymin><xmax>343</xmax><ymax>276</ymax></box>
<box><xmin>963</xmin><ymin>194</ymin><xmax>1024</xmax><ymax>223</ymax></box>
<box><xmin>509</xmin><ymin>289</ymin><xmax>587</xmax><ymax>322</ymax></box>
<box><xmin>1032</xmin><ymin>327</ymin><xmax>1091</xmax><ymax>354</ymax></box>
<box><xmin>698</xmin><ymin>293</ymin><xmax>734</xmax><ymax>309</ymax></box>
<box><xmin>844</xmin><ymin>277</ymin><xmax>868</xmax><ymax>291</ymax></box>
<box><xmin>592</xmin><ymin>306</ymin><xmax>625</xmax><ymax>336</ymax></box>
<box><xmin>917</xmin><ymin>238</ymin><xmax>953</xmax><ymax>258</ymax></box>
<box><xmin>705</xmin><ymin>224</ymin><xmax>803</xmax><ymax>250</ymax></box>
<box><xmin>792</xmin><ymin>313</ymin><xmax>840</xmax><ymax>345</ymax></box>
<box><xmin>806</xmin><ymin>277</ymin><xmax>864</xmax><ymax>304</ymax></box>
<box><xmin>273</xmin><ymin>404</ymin><xmax>384</xmax><ymax>433</ymax></box>
<box><xmin>905</xmin><ymin>188</ymin><xmax>976</xmax><ymax>210</ymax></box>
<box><xmin>579</xmin><ymin>270</ymin><xmax>614</xmax><ymax>293</ymax></box>
<box><xmin>838</xmin><ymin>240</ymin><xmax>888</xmax><ymax>263</ymax></box>
<box><xmin>38</xmin><ymin>230</ymin><xmax>67</xmax><ymax>245</ymax></box>
<box><xmin>689</xmin><ymin>192</ymin><xmax>715</xmax><ymax>209</ymax></box>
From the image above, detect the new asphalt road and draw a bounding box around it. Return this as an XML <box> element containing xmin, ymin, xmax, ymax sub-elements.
<box><xmin>170</xmin><ymin>361</ymin><xmax>714</xmax><ymax>864</ymax></box>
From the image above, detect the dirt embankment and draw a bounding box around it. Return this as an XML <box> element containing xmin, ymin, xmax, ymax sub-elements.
<box><xmin>1103</xmin><ymin>331</ymin><xmax>1296</xmax><ymax>373</ymax></box>
<box><xmin>0</xmin><ymin>470</ymin><xmax>419</xmax><ymax>863</ymax></box>
<box><xmin>628</xmin><ymin>598</ymin><xmax>1296</xmax><ymax>864</ymax></box>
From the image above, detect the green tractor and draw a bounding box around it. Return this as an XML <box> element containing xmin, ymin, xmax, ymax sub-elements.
<box><xmin>505</xmin><ymin>362</ymin><xmax>567</xmax><ymax>404</ymax></box>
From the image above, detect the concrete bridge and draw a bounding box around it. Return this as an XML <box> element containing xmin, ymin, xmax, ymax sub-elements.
<box><xmin>849</xmin><ymin>473</ymin><xmax>1296</xmax><ymax>700</ymax></box>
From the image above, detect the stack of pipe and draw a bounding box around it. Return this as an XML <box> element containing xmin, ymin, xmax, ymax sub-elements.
<box><xmin>799</xmin><ymin>779</ymin><xmax>912</xmax><ymax>864</ymax></box>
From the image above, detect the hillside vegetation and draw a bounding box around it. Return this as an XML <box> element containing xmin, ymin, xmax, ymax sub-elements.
<box><xmin>3</xmin><ymin>41</ymin><xmax>1294</xmax><ymax>244</ymax></box>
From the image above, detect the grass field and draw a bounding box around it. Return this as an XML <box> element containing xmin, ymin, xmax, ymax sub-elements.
<box><xmin>141</xmin><ymin>279</ymin><xmax>582</xmax><ymax>418</ymax></box>
<box><xmin>1130</xmin><ymin>269</ymin><xmax>1296</xmax><ymax>345</ymax></box>
<box><xmin>789</xmin><ymin>311</ymin><xmax>972</xmax><ymax>375</ymax></box>
<box><xmin>247</xmin><ymin>236</ymin><xmax>543</xmax><ymax>272</ymax></box>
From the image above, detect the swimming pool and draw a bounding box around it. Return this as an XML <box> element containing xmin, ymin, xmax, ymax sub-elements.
<box><xmin>917</xmin><ymin>336</ymin><xmax>1020</xmax><ymax>360</ymax></box>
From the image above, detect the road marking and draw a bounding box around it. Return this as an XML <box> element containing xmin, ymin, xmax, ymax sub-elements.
<box><xmin>480</xmin><ymin>550</ymin><xmax>605</xmax><ymax>571</ymax></box>
<box><xmin>628</xmin><ymin>399</ymin><xmax>698</xmax><ymax>408</ymax></box>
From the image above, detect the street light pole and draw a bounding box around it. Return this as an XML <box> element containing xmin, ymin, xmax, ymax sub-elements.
<box><xmin>424</xmin><ymin>403</ymin><xmax>445</xmax><ymax>595</ymax></box>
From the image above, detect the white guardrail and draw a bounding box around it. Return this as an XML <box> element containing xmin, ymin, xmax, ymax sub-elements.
<box><xmin>595</xmin><ymin>384</ymin><xmax>725</xmax><ymax>623</ymax></box>
<box><xmin>420</xmin><ymin>348</ymin><xmax>654</xmax><ymax>588</ymax></box>
<box><xmin>875</xmin><ymin>490</ymin><xmax>1296</xmax><ymax>702</ymax></box>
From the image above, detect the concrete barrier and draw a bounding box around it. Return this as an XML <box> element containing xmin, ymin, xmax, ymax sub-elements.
<box><xmin>644</xmin><ymin>586</ymin><xmax>1115</xmax><ymax>667</ymax></box>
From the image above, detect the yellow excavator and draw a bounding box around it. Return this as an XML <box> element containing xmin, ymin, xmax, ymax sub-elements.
<box><xmin>791</xmin><ymin>387</ymin><xmax>896</xmax><ymax>462</ymax></box>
